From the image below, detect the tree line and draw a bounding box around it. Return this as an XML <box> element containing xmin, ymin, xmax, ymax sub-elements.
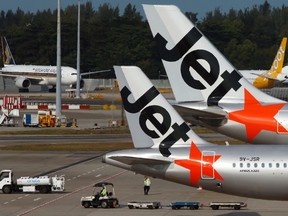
<box><xmin>0</xmin><ymin>1</ymin><xmax>287</xmax><ymax>78</ymax></box>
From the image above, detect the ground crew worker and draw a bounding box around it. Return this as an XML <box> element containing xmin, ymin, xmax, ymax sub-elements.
<box><xmin>100</xmin><ymin>185</ymin><xmax>107</xmax><ymax>197</ymax></box>
<box><xmin>144</xmin><ymin>176</ymin><xmax>151</xmax><ymax>195</ymax></box>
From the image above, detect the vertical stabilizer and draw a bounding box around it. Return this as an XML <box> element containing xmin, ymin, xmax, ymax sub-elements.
<box><xmin>1</xmin><ymin>37</ymin><xmax>16</xmax><ymax>65</ymax></box>
<box><xmin>253</xmin><ymin>37</ymin><xmax>287</xmax><ymax>88</ymax></box>
<box><xmin>143</xmin><ymin>5</ymin><xmax>283</xmax><ymax>105</ymax></box>
<box><xmin>114</xmin><ymin>66</ymin><xmax>209</xmax><ymax>156</ymax></box>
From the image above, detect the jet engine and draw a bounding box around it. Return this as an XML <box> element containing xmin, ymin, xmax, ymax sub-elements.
<box><xmin>15</xmin><ymin>77</ymin><xmax>31</xmax><ymax>89</ymax></box>
<box><xmin>71</xmin><ymin>79</ymin><xmax>84</xmax><ymax>89</ymax></box>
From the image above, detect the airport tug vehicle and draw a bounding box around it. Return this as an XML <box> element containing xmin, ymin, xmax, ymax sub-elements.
<box><xmin>0</xmin><ymin>169</ymin><xmax>65</xmax><ymax>193</ymax></box>
<box><xmin>81</xmin><ymin>182</ymin><xmax>119</xmax><ymax>208</ymax></box>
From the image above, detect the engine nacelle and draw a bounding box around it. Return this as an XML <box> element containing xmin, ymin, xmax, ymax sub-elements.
<box><xmin>15</xmin><ymin>77</ymin><xmax>31</xmax><ymax>89</ymax></box>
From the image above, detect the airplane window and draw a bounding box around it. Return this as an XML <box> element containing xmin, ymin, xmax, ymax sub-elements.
<box><xmin>247</xmin><ymin>163</ymin><xmax>250</xmax><ymax>168</ymax></box>
<box><xmin>284</xmin><ymin>163</ymin><xmax>287</xmax><ymax>168</ymax></box>
<box><xmin>276</xmin><ymin>163</ymin><xmax>280</xmax><ymax>168</ymax></box>
<box><xmin>261</xmin><ymin>163</ymin><xmax>265</xmax><ymax>168</ymax></box>
<box><xmin>240</xmin><ymin>163</ymin><xmax>243</xmax><ymax>168</ymax></box>
<box><xmin>232</xmin><ymin>163</ymin><xmax>236</xmax><ymax>168</ymax></box>
<box><xmin>254</xmin><ymin>163</ymin><xmax>257</xmax><ymax>168</ymax></box>
<box><xmin>269</xmin><ymin>163</ymin><xmax>272</xmax><ymax>168</ymax></box>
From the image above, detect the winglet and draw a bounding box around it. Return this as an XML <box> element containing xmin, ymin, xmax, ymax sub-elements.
<box><xmin>253</xmin><ymin>37</ymin><xmax>287</xmax><ymax>88</ymax></box>
<box><xmin>114</xmin><ymin>66</ymin><xmax>209</xmax><ymax>156</ymax></box>
<box><xmin>1</xmin><ymin>36</ymin><xmax>16</xmax><ymax>65</ymax></box>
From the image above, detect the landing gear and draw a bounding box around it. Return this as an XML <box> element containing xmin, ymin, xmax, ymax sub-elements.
<box><xmin>19</xmin><ymin>88</ymin><xmax>29</xmax><ymax>93</ymax></box>
<box><xmin>49</xmin><ymin>86</ymin><xmax>56</xmax><ymax>92</ymax></box>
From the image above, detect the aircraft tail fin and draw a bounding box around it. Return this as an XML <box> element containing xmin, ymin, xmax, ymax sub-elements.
<box><xmin>269</xmin><ymin>37</ymin><xmax>287</xmax><ymax>75</ymax></box>
<box><xmin>143</xmin><ymin>5</ymin><xmax>283</xmax><ymax>105</ymax></box>
<box><xmin>114</xmin><ymin>66</ymin><xmax>209</xmax><ymax>156</ymax></box>
<box><xmin>253</xmin><ymin>37</ymin><xmax>287</xmax><ymax>88</ymax></box>
<box><xmin>1</xmin><ymin>36</ymin><xmax>16</xmax><ymax>65</ymax></box>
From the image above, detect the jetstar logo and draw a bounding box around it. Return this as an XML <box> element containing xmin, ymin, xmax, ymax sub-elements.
<box><xmin>120</xmin><ymin>85</ymin><xmax>190</xmax><ymax>157</ymax></box>
<box><xmin>155</xmin><ymin>27</ymin><xmax>242</xmax><ymax>106</ymax></box>
<box><xmin>174</xmin><ymin>142</ymin><xmax>223</xmax><ymax>186</ymax></box>
<box><xmin>229</xmin><ymin>89</ymin><xmax>287</xmax><ymax>142</ymax></box>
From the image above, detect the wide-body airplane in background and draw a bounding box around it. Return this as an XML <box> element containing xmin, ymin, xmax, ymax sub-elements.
<box><xmin>104</xmin><ymin>65</ymin><xmax>288</xmax><ymax>201</ymax></box>
<box><xmin>144</xmin><ymin>4</ymin><xmax>288</xmax><ymax>144</ymax></box>
<box><xmin>239</xmin><ymin>37</ymin><xmax>288</xmax><ymax>89</ymax></box>
<box><xmin>0</xmin><ymin>36</ymin><xmax>109</xmax><ymax>92</ymax></box>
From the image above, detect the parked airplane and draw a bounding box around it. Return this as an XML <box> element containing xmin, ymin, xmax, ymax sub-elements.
<box><xmin>103</xmin><ymin>65</ymin><xmax>288</xmax><ymax>201</ymax></box>
<box><xmin>0</xmin><ymin>36</ymin><xmax>109</xmax><ymax>92</ymax></box>
<box><xmin>239</xmin><ymin>37</ymin><xmax>288</xmax><ymax>89</ymax></box>
<box><xmin>144</xmin><ymin>4</ymin><xmax>288</xmax><ymax>144</ymax></box>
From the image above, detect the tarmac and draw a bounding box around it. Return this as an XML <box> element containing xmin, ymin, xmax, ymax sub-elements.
<box><xmin>1</xmin><ymin>91</ymin><xmax>288</xmax><ymax>215</ymax></box>
<box><xmin>0</xmin><ymin>151</ymin><xmax>288</xmax><ymax>216</ymax></box>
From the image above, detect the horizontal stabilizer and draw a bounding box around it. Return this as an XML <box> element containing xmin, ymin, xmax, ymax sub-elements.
<box><xmin>110</xmin><ymin>156</ymin><xmax>171</xmax><ymax>165</ymax></box>
<box><xmin>174</xmin><ymin>104</ymin><xmax>227</xmax><ymax>126</ymax></box>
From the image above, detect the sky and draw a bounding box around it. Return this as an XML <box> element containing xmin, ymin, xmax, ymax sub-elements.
<box><xmin>1</xmin><ymin>0</ymin><xmax>288</xmax><ymax>20</ymax></box>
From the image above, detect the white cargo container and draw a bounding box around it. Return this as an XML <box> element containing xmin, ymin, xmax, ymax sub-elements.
<box><xmin>22</xmin><ymin>113</ymin><xmax>39</xmax><ymax>127</ymax></box>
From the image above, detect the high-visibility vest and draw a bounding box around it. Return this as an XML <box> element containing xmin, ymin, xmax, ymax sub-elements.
<box><xmin>144</xmin><ymin>178</ymin><xmax>151</xmax><ymax>186</ymax></box>
<box><xmin>100</xmin><ymin>188</ymin><xmax>107</xmax><ymax>196</ymax></box>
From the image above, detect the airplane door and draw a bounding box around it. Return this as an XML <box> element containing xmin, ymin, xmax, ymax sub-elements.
<box><xmin>201</xmin><ymin>151</ymin><xmax>215</xmax><ymax>180</ymax></box>
<box><xmin>276</xmin><ymin>111</ymin><xmax>288</xmax><ymax>134</ymax></box>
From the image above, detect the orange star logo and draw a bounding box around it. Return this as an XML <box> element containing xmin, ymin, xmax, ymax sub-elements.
<box><xmin>174</xmin><ymin>142</ymin><xmax>223</xmax><ymax>186</ymax></box>
<box><xmin>229</xmin><ymin>89</ymin><xmax>287</xmax><ymax>142</ymax></box>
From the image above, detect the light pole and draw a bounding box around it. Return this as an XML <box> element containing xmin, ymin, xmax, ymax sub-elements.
<box><xmin>56</xmin><ymin>0</ymin><xmax>62</xmax><ymax>117</ymax></box>
<box><xmin>76</xmin><ymin>0</ymin><xmax>81</xmax><ymax>98</ymax></box>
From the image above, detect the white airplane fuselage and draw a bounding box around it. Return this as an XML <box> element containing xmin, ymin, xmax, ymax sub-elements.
<box><xmin>1</xmin><ymin>64</ymin><xmax>77</xmax><ymax>87</ymax></box>
<box><xmin>104</xmin><ymin>144</ymin><xmax>288</xmax><ymax>200</ymax></box>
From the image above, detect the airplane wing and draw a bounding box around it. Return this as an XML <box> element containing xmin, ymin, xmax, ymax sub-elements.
<box><xmin>109</xmin><ymin>156</ymin><xmax>171</xmax><ymax>165</ymax></box>
<box><xmin>80</xmin><ymin>69</ymin><xmax>111</xmax><ymax>77</ymax></box>
<box><xmin>0</xmin><ymin>73</ymin><xmax>43</xmax><ymax>80</ymax></box>
<box><xmin>0</xmin><ymin>72</ymin><xmax>45</xmax><ymax>82</ymax></box>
